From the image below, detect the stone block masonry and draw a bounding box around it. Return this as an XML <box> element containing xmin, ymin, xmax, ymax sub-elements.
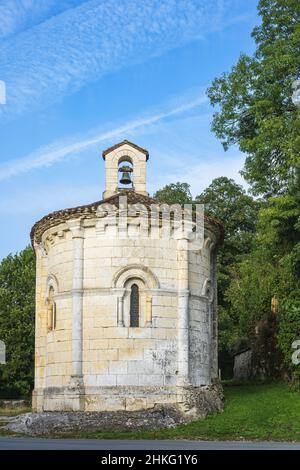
<box><xmin>31</xmin><ymin>140</ymin><xmax>224</xmax><ymax>416</ymax></box>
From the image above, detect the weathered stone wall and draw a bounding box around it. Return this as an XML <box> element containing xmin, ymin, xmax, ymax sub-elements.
<box><xmin>32</xmin><ymin>211</ymin><xmax>219</xmax><ymax>412</ymax></box>
<box><xmin>188</xmin><ymin>238</ymin><xmax>216</xmax><ymax>386</ymax></box>
<box><xmin>233</xmin><ymin>350</ymin><xmax>252</xmax><ymax>381</ymax></box>
<box><xmin>31</xmin><ymin>140</ymin><xmax>223</xmax><ymax>415</ymax></box>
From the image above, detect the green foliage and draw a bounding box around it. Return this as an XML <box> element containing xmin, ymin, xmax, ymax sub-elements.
<box><xmin>206</xmin><ymin>0</ymin><xmax>300</xmax><ymax>380</ymax></box>
<box><xmin>207</xmin><ymin>0</ymin><xmax>300</xmax><ymax>196</ymax></box>
<box><xmin>225</xmin><ymin>256</ymin><xmax>277</xmax><ymax>344</ymax></box>
<box><xmin>196</xmin><ymin>177</ymin><xmax>260</xmax><ymax>306</ymax></box>
<box><xmin>277</xmin><ymin>299</ymin><xmax>300</xmax><ymax>376</ymax></box>
<box><xmin>0</xmin><ymin>247</ymin><xmax>35</xmax><ymax>398</ymax></box>
<box><xmin>196</xmin><ymin>178</ymin><xmax>259</xmax><ymax>373</ymax></box>
<box><xmin>257</xmin><ymin>194</ymin><xmax>300</xmax><ymax>253</ymax></box>
<box><xmin>153</xmin><ymin>182</ymin><xmax>193</xmax><ymax>205</ymax></box>
<box><xmin>225</xmin><ymin>192</ymin><xmax>300</xmax><ymax>375</ymax></box>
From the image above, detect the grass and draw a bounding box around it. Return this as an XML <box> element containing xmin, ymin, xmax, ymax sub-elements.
<box><xmin>53</xmin><ymin>383</ymin><xmax>300</xmax><ymax>441</ymax></box>
<box><xmin>0</xmin><ymin>407</ymin><xmax>31</xmax><ymax>417</ymax></box>
<box><xmin>1</xmin><ymin>383</ymin><xmax>300</xmax><ymax>441</ymax></box>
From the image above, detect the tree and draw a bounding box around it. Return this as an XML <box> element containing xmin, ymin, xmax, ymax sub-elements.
<box><xmin>0</xmin><ymin>247</ymin><xmax>35</xmax><ymax>397</ymax></box>
<box><xmin>206</xmin><ymin>0</ymin><xmax>300</xmax><ymax>380</ymax></box>
<box><xmin>256</xmin><ymin>191</ymin><xmax>300</xmax><ymax>379</ymax></box>
<box><xmin>196</xmin><ymin>177</ymin><xmax>260</xmax><ymax>305</ymax></box>
<box><xmin>153</xmin><ymin>182</ymin><xmax>193</xmax><ymax>205</ymax></box>
<box><xmin>207</xmin><ymin>0</ymin><xmax>300</xmax><ymax>196</ymax></box>
<box><xmin>196</xmin><ymin>178</ymin><xmax>260</xmax><ymax>375</ymax></box>
<box><xmin>225</xmin><ymin>190</ymin><xmax>300</xmax><ymax>379</ymax></box>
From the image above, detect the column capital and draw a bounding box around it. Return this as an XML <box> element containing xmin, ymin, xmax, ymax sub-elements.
<box><xmin>112</xmin><ymin>287</ymin><xmax>126</xmax><ymax>298</ymax></box>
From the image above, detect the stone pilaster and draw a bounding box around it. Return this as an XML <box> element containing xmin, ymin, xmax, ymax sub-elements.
<box><xmin>146</xmin><ymin>296</ymin><xmax>152</xmax><ymax>326</ymax></box>
<box><xmin>210</xmin><ymin>244</ymin><xmax>218</xmax><ymax>380</ymax></box>
<box><xmin>67</xmin><ymin>220</ymin><xmax>85</xmax><ymax>409</ymax></box>
<box><xmin>177</xmin><ymin>237</ymin><xmax>190</xmax><ymax>386</ymax></box>
<box><xmin>117</xmin><ymin>295</ymin><xmax>125</xmax><ymax>326</ymax></box>
<box><xmin>32</xmin><ymin>243</ymin><xmax>47</xmax><ymax>411</ymax></box>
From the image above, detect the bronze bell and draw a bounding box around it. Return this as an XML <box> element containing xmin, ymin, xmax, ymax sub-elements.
<box><xmin>119</xmin><ymin>165</ymin><xmax>133</xmax><ymax>185</ymax></box>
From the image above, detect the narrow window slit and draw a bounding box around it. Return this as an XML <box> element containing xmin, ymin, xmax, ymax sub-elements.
<box><xmin>130</xmin><ymin>284</ymin><xmax>139</xmax><ymax>327</ymax></box>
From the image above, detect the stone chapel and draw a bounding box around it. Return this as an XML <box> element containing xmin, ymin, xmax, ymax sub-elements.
<box><xmin>31</xmin><ymin>140</ymin><xmax>223</xmax><ymax>416</ymax></box>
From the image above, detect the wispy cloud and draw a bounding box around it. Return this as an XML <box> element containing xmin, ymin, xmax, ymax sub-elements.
<box><xmin>161</xmin><ymin>154</ymin><xmax>248</xmax><ymax>196</ymax></box>
<box><xmin>142</xmin><ymin>112</ymin><xmax>248</xmax><ymax>194</ymax></box>
<box><xmin>0</xmin><ymin>93</ymin><xmax>208</xmax><ymax>181</ymax></box>
<box><xmin>0</xmin><ymin>0</ymin><xmax>87</xmax><ymax>40</ymax></box>
<box><xmin>0</xmin><ymin>0</ymin><xmax>253</xmax><ymax>121</ymax></box>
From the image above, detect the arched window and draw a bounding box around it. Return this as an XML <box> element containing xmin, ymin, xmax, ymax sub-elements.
<box><xmin>130</xmin><ymin>284</ymin><xmax>139</xmax><ymax>327</ymax></box>
<box><xmin>47</xmin><ymin>286</ymin><xmax>57</xmax><ymax>331</ymax></box>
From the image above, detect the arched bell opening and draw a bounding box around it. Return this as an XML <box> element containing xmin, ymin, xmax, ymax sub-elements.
<box><xmin>118</xmin><ymin>157</ymin><xmax>133</xmax><ymax>189</ymax></box>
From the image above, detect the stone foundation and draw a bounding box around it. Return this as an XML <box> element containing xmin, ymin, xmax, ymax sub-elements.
<box><xmin>5</xmin><ymin>408</ymin><xmax>185</xmax><ymax>435</ymax></box>
<box><xmin>13</xmin><ymin>384</ymin><xmax>223</xmax><ymax>435</ymax></box>
<box><xmin>32</xmin><ymin>383</ymin><xmax>224</xmax><ymax>418</ymax></box>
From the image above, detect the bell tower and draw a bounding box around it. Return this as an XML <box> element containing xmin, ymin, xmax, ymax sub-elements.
<box><xmin>102</xmin><ymin>140</ymin><xmax>149</xmax><ymax>199</ymax></box>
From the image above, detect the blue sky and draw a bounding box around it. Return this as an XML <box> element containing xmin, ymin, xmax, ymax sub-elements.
<box><xmin>0</xmin><ymin>0</ymin><xmax>259</xmax><ymax>260</ymax></box>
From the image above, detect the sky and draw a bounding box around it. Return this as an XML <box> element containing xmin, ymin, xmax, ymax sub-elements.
<box><xmin>0</xmin><ymin>0</ymin><xmax>259</xmax><ymax>260</ymax></box>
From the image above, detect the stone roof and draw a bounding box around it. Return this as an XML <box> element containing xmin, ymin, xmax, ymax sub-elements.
<box><xmin>30</xmin><ymin>190</ymin><xmax>224</xmax><ymax>247</ymax></box>
<box><xmin>102</xmin><ymin>140</ymin><xmax>149</xmax><ymax>160</ymax></box>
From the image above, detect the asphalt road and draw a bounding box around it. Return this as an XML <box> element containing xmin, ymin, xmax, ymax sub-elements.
<box><xmin>0</xmin><ymin>437</ymin><xmax>300</xmax><ymax>450</ymax></box>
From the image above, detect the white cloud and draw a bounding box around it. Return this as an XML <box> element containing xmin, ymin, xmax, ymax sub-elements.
<box><xmin>0</xmin><ymin>93</ymin><xmax>208</xmax><ymax>181</ymax></box>
<box><xmin>0</xmin><ymin>0</ymin><xmax>37</xmax><ymax>39</ymax></box>
<box><xmin>0</xmin><ymin>0</ymin><xmax>254</xmax><ymax>120</ymax></box>
<box><xmin>0</xmin><ymin>0</ymin><xmax>85</xmax><ymax>39</ymax></box>
<box><xmin>0</xmin><ymin>88</ymin><xmax>249</xmax><ymax>218</ymax></box>
<box><xmin>160</xmin><ymin>154</ymin><xmax>248</xmax><ymax>196</ymax></box>
<box><xmin>0</xmin><ymin>154</ymin><xmax>247</xmax><ymax>216</ymax></box>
